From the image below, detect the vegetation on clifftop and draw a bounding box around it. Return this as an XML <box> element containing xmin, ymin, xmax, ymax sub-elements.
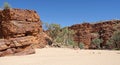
<box><xmin>3</xmin><ymin>2</ymin><xmax>11</xmax><ymax>9</ymax></box>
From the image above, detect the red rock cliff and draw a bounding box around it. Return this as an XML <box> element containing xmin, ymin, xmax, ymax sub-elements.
<box><xmin>0</xmin><ymin>8</ymin><xmax>50</xmax><ymax>57</ymax></box>
<box><xmin>69</xmin><ymin>20</ymin><xmax>120</xmax><ymax>48</ymax></box>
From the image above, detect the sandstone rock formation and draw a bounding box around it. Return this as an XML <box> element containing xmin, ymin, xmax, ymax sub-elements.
<box><xmin>93</xmin><ymin>20</ymin><xmax>119</xmax><ymax>48</ymax></box>
<box><xmin>70</xmin><ymin>23</ymin><xmax>92</xmax><ymax>49</ymax></box>
<box><xmin>0</xmin><ymin>8</ymin><xmax>50</xmax><ymax>57</ymax></box>
<box><xmin>69</xmin><ymin>20</ymin><xmax>120</xmax><ymax>49</ymax></box>
<box><xmin>0</xmin><ymin>8</ymin><xmax>42</xmax><ymax>38</ymax></box>
<box><xmin>0</xmin><ymin>36</ymin><xmax>35</xmax><ymax>56</ymax></box>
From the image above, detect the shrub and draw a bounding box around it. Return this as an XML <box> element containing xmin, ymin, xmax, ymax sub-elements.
<box><xmin>44</xmin><ymin>23</ymin><xmax>76</xmax><ymax>47</ymax></box>
<box><xmin>3</xmin><ymin>2</ymin><xmax>11</xmax><ymax>9</ymax></box>
<box><xmin>107</xmin><ymin>31</ymin><xmax>120</xmax><ymax>49</ymax></box>
<box><xmin>91</xmin><ymin>38</ymin><xmax>103</xmax><ymax>49</ymax></box>
<box><xmin>79</xmin><ymin>42</ymin><xmax>85</xmax><ymax>49</ymax></box>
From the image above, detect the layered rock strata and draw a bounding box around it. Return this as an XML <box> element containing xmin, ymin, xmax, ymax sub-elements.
<box><xmin>69</xmin><ymin>20</ymin><xmax>120</xmax><ymax>48</ymax></box>
<box><xmin>0</xmin><ymin>8</ymin><xmax>50</xmax><ymax>57</ymax></box>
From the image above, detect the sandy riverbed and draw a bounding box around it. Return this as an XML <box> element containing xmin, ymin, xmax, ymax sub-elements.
<box><xmin>0</xmin><ymin>48</ymin><xmax>120</xmax><ymax>65</ymax></box>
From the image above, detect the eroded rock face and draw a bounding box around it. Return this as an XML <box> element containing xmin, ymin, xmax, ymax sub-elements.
<box><xmin>93</xmin><ymin>20</ymin><xmax>119</xmax><ymax>48</ymax></box>
<box><xmin>0</xmin><ymin>8</ymin><xmax>50</xmax><ymax>57</ymax></box>
<box><xmin>70</xmin><ymin>23</ymin><xmax>92</xmax><ymax>49</ymax></box>
<box><xmin>1</xmin><ymin>8</ymin><xmax>40</xmax><ymax>22</ymax></box>
<box><xmin>0</xmin><ymin>9</ymin><xmax>42</xmax><ymax>38</ymax></box>
<box><xmin>0</xmin><ymin>36</ymin><xmax>35</xmax><ymax>57</ymax></box>
<box><xmin>69</xmin><ymin>20</ymin><xmax>120</xmax><ymax>48</ymax></box>
<box><xmin>32</xmin><ymin>32</ymin><xmax>52</xmax><ymax>48</ymax></box>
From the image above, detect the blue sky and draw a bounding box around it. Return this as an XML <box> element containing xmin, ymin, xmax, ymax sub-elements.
<box><xmin>0</xmin><ymin>0</ymin><xmax>120</xmax><ymax>27</ymax></box>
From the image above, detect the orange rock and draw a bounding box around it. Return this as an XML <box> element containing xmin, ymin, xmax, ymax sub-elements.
<box><xmin>0</xmin><ymin>8</ymin><xmax>49</xmax><ymax>57</ymax></box>
<box><xmin>69</xmin><ymin>20</ymin><xmax>120</xmax><ymax>49</ymax></box>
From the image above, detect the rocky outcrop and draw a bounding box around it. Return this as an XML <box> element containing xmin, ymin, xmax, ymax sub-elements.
<box><xmin>69</xmin><ymin>20</ymin><xmax>120</xmax><ymax>48</ymax></box>
<box><xmin>0</xmin><ymin>8</ymin><xmax>50</xmax><ymax>57</ymax></box>
<box><xmin>0</xmin><ymin>36</ymin><xmax>35</xmax><ymax>56</ymax></box>
<box><xmin>70</xmin><ymin>23</ymin><xmax>92</xmax><ymax>49</ymax></box>
<box><xmin>0</xmin><ymin>8</ymin><xmax>42</xmax><ymax>38</ymax></box>
<box><xmin>93</xmin><ymin>20</ymin><xmax>119</xmax><ymax>48</ymax></box>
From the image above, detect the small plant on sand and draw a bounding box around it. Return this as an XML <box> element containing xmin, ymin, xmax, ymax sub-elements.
<box><xmin>79</xmin><ymin>42</ymin><xmax>85</xmax><ymax>49</ymax></box>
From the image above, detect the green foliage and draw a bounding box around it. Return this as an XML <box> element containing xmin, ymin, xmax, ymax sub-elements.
<box><xmin>3</xmin><ymin>2</ymin><xmax>11</xmax><ymax>9</ymax></box>
<box><xmin>112</xmin><ymin>31</ymin><xmax>120</xmax><ymax>42</ymax></box>
<box><xmin>92</xmin><ymin>38</ymin><xmax>103</xmax><ymax>48</ymax></box>
<box><xmin>106</xmin><ymin>39</ymin><xmax>113</xmax><ymax>46</ymax></box>
<box><xmin>44</xmin><ymin>23</ymin><xmax>76</xmax><ymax>47</ymax></box>
<box><xmin>107</xmin><ymin>31</ymin><xmax>120</xmax><ymax>49</ymax></box>
<box><xmin>79</xmin><ymin>42</ymin><xmax>85</xmax><ymax>49</ymax></box>
<box><xmin>45</xmin><ymin>23</ymin><xmax>61</xmax><ymax>40</ymax></box>
<box><xmin>60</xmin><ymin>27</ymin><xmax>75</xmax><ymax>45</ymax></box>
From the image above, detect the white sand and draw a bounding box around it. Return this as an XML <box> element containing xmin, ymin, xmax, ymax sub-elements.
<box><xmin>0</xmin><ymin>48</ymin><xmax>120</xmax><ymax>65</ymax></box>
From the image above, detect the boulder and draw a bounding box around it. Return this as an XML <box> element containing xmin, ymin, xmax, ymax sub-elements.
<box><xmin>0</xmin><ymin>36</ymin><xmax>36</xmax><ymax>57</ymax></box>
<box><xmin>31</xmin><ymin>32</ymin><xmax>52</xmax><ymax>48</ymax></box>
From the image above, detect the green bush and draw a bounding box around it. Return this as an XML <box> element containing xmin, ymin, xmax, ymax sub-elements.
<box><xmin>44</xmin><ymin>23</ymin><xmax>76</xmax><ymax>47</ymax></box>
<box><xmin>3</xmin><ymin>2</ymin><xmax>11</xmax><ymax>9</ymax></box>
<box><xmin>91</xmin><ymin>38</ymin><xmax>103</xmax><ymax>49</ymax></box>
<box><xmin>107</xmin><ymin>31</ymin><xmax>120</xmax><ymax>49</ymax></box>
<box><xmin>79</xmin><ymin>42</ymin><xmax>85</xmax><ymax>49</ymax></box>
